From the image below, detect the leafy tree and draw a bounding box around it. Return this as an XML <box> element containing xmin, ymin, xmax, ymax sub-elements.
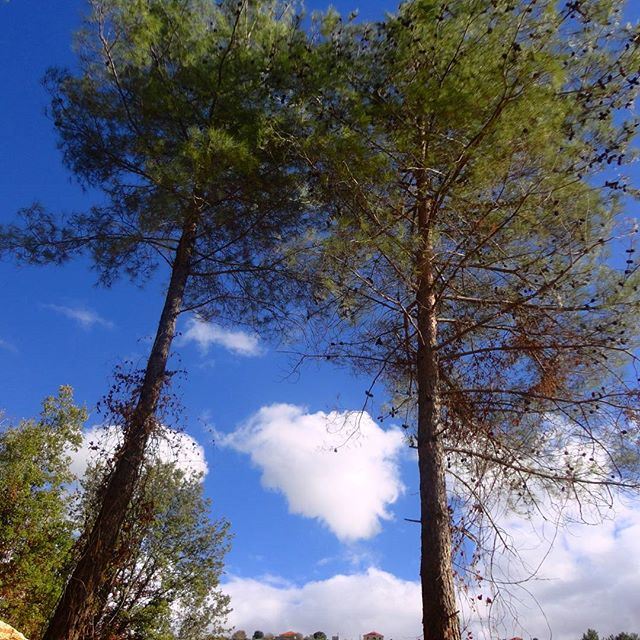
<box><xmin>0</xmin><ymin>387</ymin><xmax>85</xmax><ymax>638</ymax></box>
<box><xmin>1</xmin><ymin>1</ymin><xmax>313</xmax><ymax>638</ymax></box>
<box><xmin>582</xmin><ymin>630</ymin><xmax>600</xmax><ymax>640</ymax></box>
<box><xmin>0</xmin><ymin>384</ymin><xmax>231</xmax><ymax>640</ymax></box>
<box><xmin>253</xmin><ymin>632</ymin><xmax>265</xmax><ymax>639</ymax></box>
<box><xmin>232</xmin><ymin>630</ymin><xmax>248</xmax><ymax>640</ymax></box>
<box><xmin>81</xmin><ymin>456</ymin><xmax>231</xmax><ymax>640</ymax></box>
<box><xmin>302</xmin><ymin>1</ymin><xmax>640</xmax><ymax>638</ymax></box>
<box><xmin>312</xmin><ymin>632</ymin><xmax>327</xmax><ymax>640</ymax></box>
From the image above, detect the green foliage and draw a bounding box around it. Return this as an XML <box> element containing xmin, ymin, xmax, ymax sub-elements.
<box><xmin>581</xmin><ymin>630</ymin><xmax>640</xmax><ymax>640</ymax></box>
<box><xmin>0</xmin><ymin>387</ymin><xmax>86</xmax><ymax>638</ymax></box>
<box><xmin>1</xmin><ymin>0</ymin><xmax>317</xmax><ymax>326</ymax></box>
<box><xmin>0</xmin><ymin>385</ymin><xmax>231</xmax><ymax>640</ymax></box>
<box><xmin>81</xmin><ymin>449</ymin><xmax>231</xmax><ymax>640</ymax></box>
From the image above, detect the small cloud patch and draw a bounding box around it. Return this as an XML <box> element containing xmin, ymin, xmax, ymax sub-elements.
<box><xmin>180</xmin><ymin>316</ymin><xmax>261</xmax><ymax>357</ymax></box>
<box><xmin>71</xmin><ymin>425</ymin><xmax>208</xmax><ymax>482</ymax></box>
<box><xmin>44</xmin><ymin>304</ymin><xmax>114</xmax><ymax>330</ymax></box>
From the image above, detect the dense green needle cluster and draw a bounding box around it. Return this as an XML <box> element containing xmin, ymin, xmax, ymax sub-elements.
<box><xmin>6</xmin><ymin>0</ymin><xmax>315</xmax><ymax>323</ymax></box>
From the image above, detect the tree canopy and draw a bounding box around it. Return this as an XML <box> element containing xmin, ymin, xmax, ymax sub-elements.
<box><xmin>581</xmin><ymin>630</ymin><xmax>640</xmax><ymax>640</ymax></box>
<box><xmin>80</xmin><ymin>454</ymin><xmax>231</xmax><ymax>640</ymax></box>
<box><xmin>0</xmin><ymin>388</ymin><xmax>85</xmax><ymax>637</ymax></box>
<box><xmin>4</xmin><ymin>0</ymin><xmax>314</xmax><ymax>325</ymax></box>
<box><xmin>0</xmin><ymin>386</ymin><xmax>231</xmax><ymax>640</ymax></box>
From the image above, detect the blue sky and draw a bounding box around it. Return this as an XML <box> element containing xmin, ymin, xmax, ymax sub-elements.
<box><xmin>2</xmin><ymin>2</ymin><xmax>640</xmax><ymax>640</ymax></box>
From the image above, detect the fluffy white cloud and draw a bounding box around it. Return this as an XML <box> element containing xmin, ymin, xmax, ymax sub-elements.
<box><xmin>71</xmin><ymin>425</ymin><xmax>208</xmax><ymax>481</ymax></box>
<box><xmin>219</xmin><ymin>402</ymin><xmax>640</xmax><ymax>639</ymax></box>
<box><xmin>219</xmin><ymin>405</ymin><xmax>405</xmax><ymax>541</ymax></box>
<box><xmin>44</xmin><ymin>303</ymin><xmax>114</xmax><ymax>330</ymax></box>
<box><xmin>490</xmin><ymin>498</ymin><xmax>640</xmax><ymax>640</ymax></box>
<box><xmin>179</xmin><ymin>316</ymin><xmax>261</xmax><ymax>356</ymax></box>
<box><xmin>223</xmin><ymin>568</ymin><xmax>421</xmax><ymax>640</ymax></box>
<box><xmin>224</xmin><ymin>496</ymin><xmax>640</xmax><ymax>640</ymax></box>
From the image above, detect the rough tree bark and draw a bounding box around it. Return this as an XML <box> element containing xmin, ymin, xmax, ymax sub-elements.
<box><xmin>43</xmin><ymin>210</ymin><xmax>200</xmax><ymax>640</ymax></box>
<box><xmin>416</xmin><ymin>182</ymin><xmax>460</xmax><ymax>640</ymax></box>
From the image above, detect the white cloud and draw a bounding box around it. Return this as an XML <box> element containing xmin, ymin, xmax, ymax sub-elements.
<box><xmin>71</xmin><ymin>424</ymin><xmax>208</xmax><ymax>481</ymax></box>
<box><xmin>219</xmin><ymin>402</ymin><xmax>640</xmax><ymax>639</ymax></box>
<box><xmin>223</xmin><ymin>568</ymin><xmax>421</xmax><ymax>640</ymax></box>
<box><xmin>219</xmin><ymin>405</ymin><xmax>405</xmax><ymax>541</ymax></box>
<box><xmin>485</xmin><ymin>498</ymin><xmax>640</xmax><ymax>640</ymax></box>
<box><xmin>223</xmin><ymin>496</ymin><xmax>640</xmax><ymax>640</ymax></box>
<box><xmin>44</xmin><ymin>303</ymin><xmax>114</xmax><ymax>330</ymax></box>
<box><xmin>179</xmin><ymin>316</ymin><xmax>262</xmax><ymax>357</ymax></box>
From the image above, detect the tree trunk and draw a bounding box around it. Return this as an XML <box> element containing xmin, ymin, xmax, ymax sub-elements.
<box><xmin>43</xmin><ymin>212</ymin><xmax>199</xmax><ymax>640</ymax></box>
<box><xmin>416</xmin><ymin>188</ymin><xmax>460</xmax><ymax>640</ymax></box>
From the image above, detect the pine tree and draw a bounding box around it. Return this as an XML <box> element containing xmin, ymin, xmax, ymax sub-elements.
<box><xmin>302</xmin><ymin>2</ymin><xmax>640</xmax><ymax>638</ymax></box>
<box><xmin>1</xmin><ymin>1</ymin><xmax>313</xmax><ymax>637</ymax></box>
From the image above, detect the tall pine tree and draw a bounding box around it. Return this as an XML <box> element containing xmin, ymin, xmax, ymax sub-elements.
<box><xmin>1</xmin><ymin>1</ymin><xmax>313</xmax><ymax>637</ymax></box>
<box><xmin>302</xmin><ymin>2</ymin><xmax>640</xmax><ymax>638</ymax></box>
